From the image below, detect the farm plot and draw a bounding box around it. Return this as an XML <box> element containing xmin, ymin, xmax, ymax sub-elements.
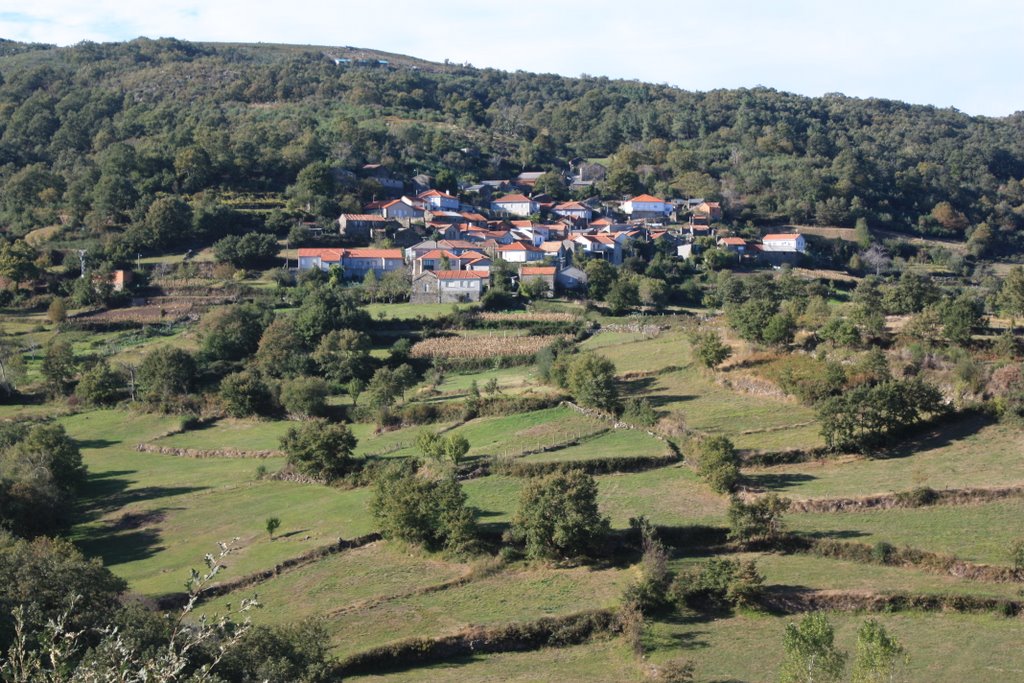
<box><xmin>448</xmin><ymin>407</ymin><xmax>609</xmax><ymax>459</ymax></box>
<box><xmin>668</xmin><ymin>552</ymin><xmax>1024</xmax><ymax>601</ymax></box>
<box><xmin>326</xmin><ymin>564</ymin><xmax>630</xmax><ymax>657</ymax></box>
<box><xmin>199</xmin><ymin>540</ymin><xmax>470</xmax><ymax>624</ymax></box>
<box><xmin>641</xmin><ymin>611</ymin><xmax>1024</xmax><ymax>682</ymax></box>
<box><xmin>787</xmin><ymin>498</ymin><xmax>1024</xmax><ymax>567</ymax></box>
<box><xmin>745</xmin><ymin>417</ymin><xmax>1024</xmax><ymax>499</ymax></box>
<box><xmin>596</xmin><ymin>466</ymin><xmax>729</xmax><ymax>528</ymax></box>
<box><xmin>353</xmin><ymin>639</ymin><xmax>639</xmax><ymax>682</ymax></box>
<box><xmin>523</xmin><ymin>428</ymin><xmax>669</xmax><ymax>462</ymax></box>
<box><xmin>153</xmin><ymin>418</ymin><xmax>292</xmax><ymax>452</ymax></box>
<box><xmin>410</xmin><ymin>333</ymin><xmax>568</xmax><ymax>360</ymax></box>
<box><xmin>74</xmin><ymin>478</ymin><xmax>375</xmax><ymax>596</ymax></box>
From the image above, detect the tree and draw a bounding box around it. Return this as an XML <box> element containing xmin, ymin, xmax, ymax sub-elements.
<box><xmin>585</xmin><ymin>259</ymin><xmax>616</xmax><ymax>300</ymax></box>
<box><xmin>40</xmin><ymin>337</ymin><xmax>76</xmax><ymax>397</ymax></box>
<box><xmin>199</xmin><ymin>303</ymin><xmax>272</xmax><ymax>362</ymax></box>
<box><xmin>47</xmin><ymin>297</ymin><xmax>66</xmax><ymax>325</ymax></box>
<box><xmin>779</xmin><ymin>613</ymin><xmax>847</xmax><ymax>683</ymax></box>
<box><xmin>0</xmin><ymin>424</ymin><xmax>85</xmax><ymax>536</ymax></box>
<box><xmin>265</xmin><ymin>516</ymin><xmax>281</xmax><ymax>540</ymax></box>
<box><xmin>0</xmin><ymin>534</ymin><xmax>126</xmax><ymax>653</ymax></box>
<box><xmin>219</xmin><ymin>370</ymin><xmax>275</xmax><ymax>418</ymax></box>
<box><xmin>1000</xmin><ymin>266</ymin><xmax>1024</xmax><ymax>317</ymax></box>
<box><xmin>606</xmin><ymin>277</ymin><xmax>640</xmax><ymax>315</ymax></box>
<box><xmin>763</xmin><ymin>311</ymin><xmax>797</xmax><ymax>347</ymax></box>
<box><xmin>312</xmin><ymin>329</ymin><xmax>372</xmax><ymax>383</ymax></box>
<box><xmin>137</xmin><ymin>347</ymin><xmax>197</xmax><ymax>406</ymax></box>
<box><xmin>347</xmin><ymin>377</ymin><xmax>366</xmax><ymax>406</ymax></box>
<box><xmin>566</xmin><ymin>352</ymin><xmax>620</xmax><ymax>414</ymax></box>
<box><xmin>697</xmin><ymin>436</ymin><xmax>740</xmax><ymax>494</ymax></box>
<box><xmin>692</xmin><ymin>330</ymin><xmax>732</xmax><ymax>369</ymax></box>
<box><xmin>816</xmin><ymin>378</ymin><xmax>944</xmax><ymax>452</ymax></box>
<box><xmin>370</xmin><ymin>461</ymin><xmax>476</xmax><ymax>553</ymax></box>
<box><xmin>287</xmin><ymin>161</ymin><xmax>336</xmax><ymax>216</ymax></box>
<box><xmin>508</xmin><ymin>469</ymin><xmax>610</xmax><ymax>561</ymax></box>
<box><xmin>75</xmin><ymin>361</ymin><xmax>123</xmax><ymax>406</ymax></box>
<box><xmin>0</xmin><ymin>339</ymin><xmax>26</xmax><ymax>400</ymax></box>
<box><xmin>727</xmin><ymin>493</ymin><xmax>789</xmax><ymax>544</ymax></box>
<box><xmin>852</xmin><ymin>619</ymin><xmax>906</xmax><ymax>683</ymax></box>
<box><xmin>278</xmin><ymin>376</ymin><xmax>330</xmax><ymax>418</ymax></box>
<box><xmin>254</xmin><ymin>317</ymin><xmax>310</xmax><ymax>379</ymax></box>
<box><xmin>213</xmin><ymin>232</ymin><xmax>281</xmax><ymax>269</ymax></box>
<box><xmin>417</xmin><ymin>430</ymin><xmax>470</xmax><ymax>465</ymax></box>
<box><xmin>279</xmin><ymin>419</ymin><xmax>358</xmax><ymax>482</ymax></box>
<box><xmin>135</xmin><ymin>195</ymin><xmax>193</xmax><ymax>251</ymax></box>
<box><xmin>0</xmin><ymin>240</ymin><xmax>39</xmax><ymax>286</ymax></box>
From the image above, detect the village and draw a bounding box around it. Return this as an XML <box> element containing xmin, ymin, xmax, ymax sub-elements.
<box><xmin>296</xmin><ymin>164</ymin><xmax>808</xmax><ymax>303</ymax></box>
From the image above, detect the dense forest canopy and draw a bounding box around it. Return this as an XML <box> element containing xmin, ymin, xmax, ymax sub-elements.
<box><xmin>1</xmin><ymin>36</ymin><xmax>1023</xmax><ymax>254</ymax></box>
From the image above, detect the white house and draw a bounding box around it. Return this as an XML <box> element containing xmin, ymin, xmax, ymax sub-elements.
<box><xmin>496</xmin><ymin>241</ymin><xmax>546</xmax><ymax>263</ymax></box>
<box><xmin>621</xmin><ymin>194</ymin><xmax>669</xmax><ymax>219</ymax></box>
<box><xmin>761</xmin><ymin>233</ymin><xmax>806</xmax><ymax>253</ymax></box>
<box><xmin>552</xmin><ymin>201</ymin><xmax>593</xmax><ymax>221</ymax></box>
<box><xmin>381</xmin><ymin>199</ymin><xmax>423</xmax><ymax>222</ymax></box>
<box><xmin>491</xmin><ymin>193</ymin><xmax>538</xmax><ymax>217</ymax></box>
<box><xmin>418</xmin><ymin>189</ymin><xmax>460</xmax><ymax>211</ymax></box>
<box><xmin>297</xmin><ymin>248</ymin><xmax>405</xmax><ymax>279</ymax></box>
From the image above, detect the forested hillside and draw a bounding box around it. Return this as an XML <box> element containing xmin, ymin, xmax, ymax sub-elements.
<box><xmin>1</xmin><ymin>36</ymin><xmax>1024</xmax><ymax>257</ymax></box>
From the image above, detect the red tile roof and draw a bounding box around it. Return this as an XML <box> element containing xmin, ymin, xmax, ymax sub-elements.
<box><xmin>418</xmin><ymin>189</ymin><xmax>457</xmax><ymax>199</ymax></box>
<box><xmin>340</xmin><ymin>214</ymin><xmax>387</xmax><ymax>222</ymax></box>
<box><xmin>719</xmin><ymin>237</ymin><xmax>746</xmax><ymax>246</ymax></box>
<box><xmin>627</xmin><ymin>194</ymin><xmax>665</xmax><ymax>203</ymax></box>
<box><xmin>345</xmin><ymin>248</ymin><xmax>405</xmax><ymax>259</ymax></box>
<box><xmin>763</xmin><ymin>234</ymin><xmax>801</xmax><ymax>241</ymax></box>
<box><xmin>298</xmin><ymin>248</ymin><xmax>344</xmax><ymax>260</ymax></box>
<box><xmin>520</xmin><ymin>266</ymin><xmax>556</xmax><ymax>275</ymax></box>
<box><xmin>498</xmin><ymin>242</ymin><xmax>543</xmax><ymax>252</ymax></box>
<box><xmin>554</xmin><ymin>201</ymin><xmax>588</xmax><ymax>211</ymax></box>
<box><xmin>432</xmin><ymin>270</ymin><xmax>489</xmax><ymax>279</ymax></box>
<box><xmin>493</xmin><ymin>194</ymin><xmax>533</xmax><ymax>203</ymax></box>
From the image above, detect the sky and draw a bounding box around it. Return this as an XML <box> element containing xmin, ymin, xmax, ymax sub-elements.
<box><xmin>1</xmin><ymin>0</ymin><xmax>1022</xmax><ymax>117</ymax></box>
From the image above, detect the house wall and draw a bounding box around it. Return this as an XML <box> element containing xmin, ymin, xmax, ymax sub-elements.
<box><xmin>492</xmin><ymin>201</ymin><xmax>536</xmax><ymax>216</ymax></box>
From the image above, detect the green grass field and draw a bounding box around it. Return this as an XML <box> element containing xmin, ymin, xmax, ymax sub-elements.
<box><xmin>363</xmin><ymin>302</ymin><xmax>475</xmax><ymax>319</ymax></box>
<box><xmin>787</xmin><ymin>498</ymin><xmax>1024</xmax><ymax>566</ymax></box>
<box><xmin>670</xmin><ymin>551</ymin><xmax>1024</xmax><ymax>600</ymax></box>
<box><xmin>154</xmin><ymin>418</ymin><xmax>292</xmax><ymax>451</ymax></box>
<box><xmin>524</xmin><ymin>428</ymin><xmax>668</xmax><ymax>462</ymax></box>
<box><xmin>745</xmin><ymin>417</ymin><xmax>1024</xmax><ymax>499</ymax></box>
<box><xmin>353</xmin><ymin>639</ymin><xmax>641</xmax><ymax>682</ymax></box>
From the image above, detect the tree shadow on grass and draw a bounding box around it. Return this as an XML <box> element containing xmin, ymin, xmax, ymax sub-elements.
<box><xmin>75</xmin><ymin>438</ymin><xmax>121</xmax><ymax>449</ymax></box>
<box><xmin>872</xmin><ymin>412</ymin><xmax>994</xmax><ymax>460</ymax></box>
<box><xmin>796</xmin><ymin>529</ymin><xmax>869</xmax><ymax>540</ymax></box>
<box><xmin>75</xmin><ymin>526</ymin><xmax>166</xmax><ymax>568</ymax></box>
<box><xmin>75</xmin><ymin>469</ymin><xmax>208</xmax><ymax>523</ymax></box>
<box><xmin>740</xmin><ymin>472</ymin><xmax>817</xmax><ymax>491</ymax></box>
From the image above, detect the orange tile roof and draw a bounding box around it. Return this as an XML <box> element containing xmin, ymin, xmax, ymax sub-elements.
<box><xmin>493</xmin><ymin>194</ymin><xmax>533</xmax><ymax>203</ymax></box>
<box><xmin>298</xmin><ymin>248</ymin><xmax>343</xmax><ymax>260</ymax></box>
<box><xmin>419</xmin><ymin>189</ymin><xmax>457</xmax><ymax>199</ymax></box>
<box><xmin>554</xmin><ymin>201</ymin><xmax>588</xmax><ymax>210</ymax></box>
<box><xmin>418</xmin><ymin>249</ymin><xmax>460</xmax><ymax>260</ymax></box>
<box><xmin>345</xmin><ymin>248</ymin><xmax>405</xmax><ymax>259</ymax></box>
<box><xmin>341</xmin><ymin>214</ymin><xmax>387</xmax><ymax>221</ymax></box>
<box><xmin>627</xmin><ymin>194</ymin><xmax>665</xmax><ymax>203</ymax></box>
<box><xmin>432</xmin><ymin>270</ymin><xmax>489</xmax><ymax>279</ymax></box>
<box><xmin>520</xmin><ymin>266</ymin><xmax>556</xmax><ymax>275</ymax></box>
<box><xmin>539</xmin><ymin>241</ymin><xmax>566</xmax><ymax>252</ymax></box>
<box><xmin>498</xmin><ymin>242</ymin><xmax>543</xmax><ymax>252</ymax></box>
<box><xmin>719</xmin><ymin>237</ymin><xmax>746</xmax><ymax>246</ymax></box>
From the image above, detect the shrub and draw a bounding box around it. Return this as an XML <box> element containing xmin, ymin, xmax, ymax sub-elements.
<box><xmin>507</xmin><ymin>469</ymin><xmax>610</xmax><ymax>562</ymax></box>
<box><xmin>137</xmin><ymin>347</ymin><xmax>196</xmax><ymax>407</ymax></box>
<box><xmin>691</xmin><ymin>329</ymin><xmax>732</xmax><ymax>369</ymax></box>
<box><xmin>669</xmin><ymin>558</ymin><xmax>764</xmax><ymax>612</ymax></box>
<box><xmin>727</xmin><ymin>493</ymin><xmax>789</xmax><ymax>544</ymax></box>
<box><xmin>621</xmin><ymin>397</ymin><xmax>657</xmax><ymax>427</ymax></box>
<box><xmin>279</xmin><ymin>419</ymin><xmax>358</xmax><ymax>482</ymax></box>
<box><xmin>370</xmin><ymin>461</ymin><xmax>476</xmax><ymax>553</ymax></box>
<box><xmin>696</xmin><ymin>436</ymin><xmax>740</xmax><ymax>493</ymax></box>
<box><xmin>566</xmin><ymin>353</ymin><xmax>620</xmax><ymax>414</ymax></box>
<box><xmin>219</xmin><ymin>370</ymin><xmax>275</xmax><ymax>418</ymax></box>
<box><xmin>75</xmin><ymin>361</ymin><xmax>123</xmax><ymax>406</ymax></box>
<box><xmin>278</xmin><ymin>376</ymin><xmax>330</xmax><ymax>418</ymax></box>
